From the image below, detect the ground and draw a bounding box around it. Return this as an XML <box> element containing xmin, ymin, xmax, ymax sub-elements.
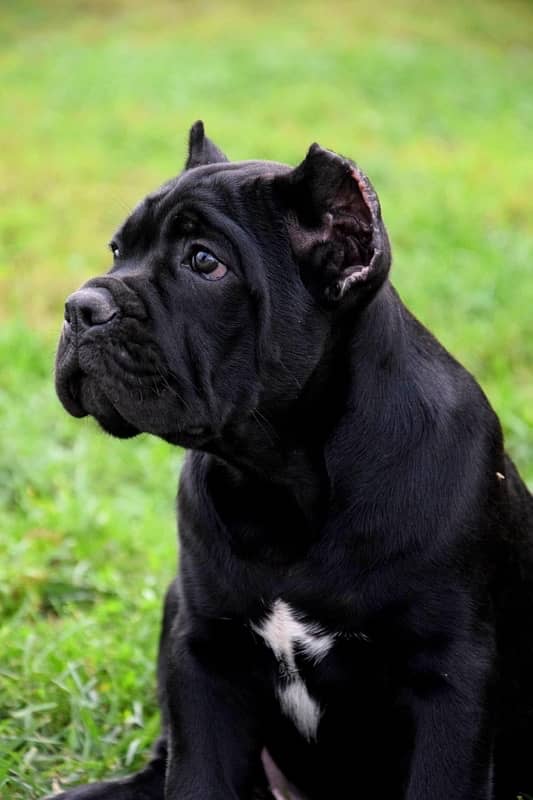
<box><xmin>0</xmin><ymin>1</ymin><xmax>532</xmax><ymax>797</ymax></box>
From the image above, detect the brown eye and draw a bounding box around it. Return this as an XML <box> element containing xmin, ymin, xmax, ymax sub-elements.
<box><xmin>190</xmin><ymin>249</ymin><xmax>228</xmax><ymax>281</ymax></box>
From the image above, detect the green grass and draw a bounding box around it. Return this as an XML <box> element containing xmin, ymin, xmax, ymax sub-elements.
<box><xmin>1</xmin><ymin>0</ymin><xmax>532</xmax><ymax>796</ymax></box>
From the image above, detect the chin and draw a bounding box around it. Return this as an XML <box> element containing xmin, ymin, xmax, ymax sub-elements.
<box><xmin>56</xmin><ymin>372</ymin><xmax>212</xmax><ymax>447</ymax></box>
<box><xmin>55</xmin><ymin>368</ymin><xmax>139</xmax><ymax>439</ymax></box>
<box><xmin>55</xmin><ymin>347</ymin><xmax>218</xmax><ymax>447</ymax></box>
<box><xmin>93</xmin><ymin>411</ymin><xmax>140</xmax><ymax>439</ymax></box>
<box><xmin>161</xmin><ymin>426</ymin><xmax>215</xmax><ymax>449</ymax></box>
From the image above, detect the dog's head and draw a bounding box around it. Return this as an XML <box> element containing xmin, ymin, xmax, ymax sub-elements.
<box><xmin>55</xmin><ymin>122</ymin><xmax>391</xmax><ymax>448</ymax></box>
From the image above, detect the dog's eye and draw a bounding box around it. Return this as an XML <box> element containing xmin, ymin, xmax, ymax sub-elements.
<box><xmin>190</xmin><ymin>249</ymin><xmax>228</xmax><ymax>281</ymax></box>
<box><xmin>109</xmin><ymin>242</ymin><xmax>120</xmax><ymax>258</ymax></box>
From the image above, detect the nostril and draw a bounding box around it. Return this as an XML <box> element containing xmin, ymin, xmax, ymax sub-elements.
<box><xmin>65</xmin><ymin>288</ymin><xmax>118</xmax><ymax>329</ymax></box>
<box><xmin>80</xmin><ymin>305</ymin><xmax>98</xmax><ymax>328</ymax></box>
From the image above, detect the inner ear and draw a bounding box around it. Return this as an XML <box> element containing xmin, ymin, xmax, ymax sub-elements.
<box><xmin>276</xmin><ymin>144</ymin><xmax>390</xmax><ymax>305</ymax></box>
<box><xmin>185</xmin><ymin>120</ymin><xmax>229</xmax><ymax>170</ymax></box>
<box><xmin>289</xmin><ymin>143</ymin><xmax>373</xmax><ymax>235</ymax></box>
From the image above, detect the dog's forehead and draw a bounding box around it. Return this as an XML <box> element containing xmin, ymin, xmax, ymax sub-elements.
<box><xmin>152</xmin><ymin>159</ymin><xmax>290</xmax><ymax>206</ymax></box>
<box><xmin>116</xmin><ymin>160</ymin><xmax>290</xmax><ymax>243</ymax></box>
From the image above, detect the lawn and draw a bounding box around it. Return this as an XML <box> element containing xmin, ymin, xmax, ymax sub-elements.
<box><xmin>0</xmin><ymin>0</ymin><xmax>532</xmax><ymax>797</ymax></box>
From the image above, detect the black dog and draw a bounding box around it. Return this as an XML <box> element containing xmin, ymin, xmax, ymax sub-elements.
<box><xmin>53</xmin><ymin>122</ymin><xmax>533</xmax><ymax>800</ymax></box>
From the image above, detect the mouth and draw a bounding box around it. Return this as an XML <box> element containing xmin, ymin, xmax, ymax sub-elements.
<box><xmin>55</xmin><ymin>366</ymin><xmax>86</xmax><ymax>419</ymax></box>
<box><xmin>55</xmin><ymin>328</ymin><xmax>141</xmax><ymax>438</ymax></box>
<box><xmin>55</xmin><ymin>329</ymin><xmax>215</xmax><ymax>445</ymax></box>
<box><xmin>55</xmin><ymin>364</ymin><xmax>140</xmax><ymax>439</ymax></box>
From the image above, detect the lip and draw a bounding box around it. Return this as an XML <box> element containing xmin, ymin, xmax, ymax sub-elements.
<box><xmin>57</xmin><ymin>365</ymin><xmax>213</xmax><ymax>445</ymax></box>
<box><xmin>55</xmin><ymin>335</ymin><xmax>87</xmax><ymax>417</ymax></box>
<box><xmin>62</xmin><ymin>374</ymin><xmax>88</xmax><ymax>418</ymax></box>
<box><xmin>56</xmin><ymin>327</ymin><xmax>208</xmax><ymax>444</ymax></box>
<box><xmin>56</xmin><ymin>365</ymin><xmax>140</xmax><ymax>437</ymax></box>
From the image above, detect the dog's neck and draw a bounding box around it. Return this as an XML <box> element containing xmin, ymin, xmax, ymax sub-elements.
<box><xmin>204</xmin><ymin>283</ymin><xmax>406</xmax><ymax>527</ymax></box>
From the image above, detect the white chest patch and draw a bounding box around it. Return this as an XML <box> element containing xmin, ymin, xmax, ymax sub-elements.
<box><xmin>252</xmin><ymin>600</ymin><xmax>334</xmax><ymax>741</ymax></box>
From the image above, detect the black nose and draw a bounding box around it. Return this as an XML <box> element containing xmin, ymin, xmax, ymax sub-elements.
<box><xmin>64</xmin><ymin>287</ymin><xmax>117</xmax><ymax>329</ymax></box>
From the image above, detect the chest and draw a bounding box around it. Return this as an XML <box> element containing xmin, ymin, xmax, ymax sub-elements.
<box><xmin>250</xmin><ymin>599</ymin><xmax>379</xmax><ymax>741</ymax></box>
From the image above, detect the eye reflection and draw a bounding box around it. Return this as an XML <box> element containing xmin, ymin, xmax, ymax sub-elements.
<box><xmin>190</xmin><ymin>249</ymin><xmax>228</xmax><ymax>281</ymax></box>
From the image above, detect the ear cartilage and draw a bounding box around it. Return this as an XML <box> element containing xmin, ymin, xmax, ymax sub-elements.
<box><xmin>339</xmin><ymin>265</ymin><xmax>371</xmax><ymax>297</ymax></box>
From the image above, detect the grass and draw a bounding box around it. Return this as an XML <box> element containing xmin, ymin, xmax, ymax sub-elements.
<box><xmin>0</xmin><ymin>0</ymin><xmax>532</xmax><ymax>796</ymax></box>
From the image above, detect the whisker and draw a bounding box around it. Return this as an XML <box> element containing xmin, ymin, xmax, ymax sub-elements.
<box><xmin>251</xmin><ymin>409</ymin><xmax>278</xmax><ymax>447</ymax></box>
<box><xmin>155</xmin><ymin>367</ymin><xmax>193</xmax><ymax>414</ymax></box>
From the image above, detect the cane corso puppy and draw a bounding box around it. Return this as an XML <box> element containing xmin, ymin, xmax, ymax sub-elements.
<box><xmin>53</xmin><ymin>122</ymin><xmax>533</xmax><ymax>800</ymax></box>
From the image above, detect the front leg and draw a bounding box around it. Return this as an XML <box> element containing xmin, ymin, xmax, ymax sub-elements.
<box><xmin>165</xmin><ymin>617</ymin><xmax>268</xmax><ymax>800</ymax></box>
<box><xmin>405</xmin><ymin>643</ymin><xmax>495</xmax><ymax>800</ymax></box>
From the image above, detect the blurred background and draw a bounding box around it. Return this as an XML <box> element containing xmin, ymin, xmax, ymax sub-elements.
<box><xmin>1</xmin><ymin>1</ymin><xmax>532</xmax><ymax>796</ymax></box>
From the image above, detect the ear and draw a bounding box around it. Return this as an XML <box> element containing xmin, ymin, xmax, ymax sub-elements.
<box><xmin>185</xmin><ymin>120</ymin><xmax>229</xmax><ymax>169</ymax></box>
<box><xmin>275</xmin><ymin>144</ymin><xmax>391</xmax><ymax>306</ymax></box>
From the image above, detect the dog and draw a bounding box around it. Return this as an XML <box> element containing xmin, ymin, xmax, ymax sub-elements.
<box><xmin>53</xmin><ymin>121</ymin><xmax>533</xmax><ymax>800</ymax></box>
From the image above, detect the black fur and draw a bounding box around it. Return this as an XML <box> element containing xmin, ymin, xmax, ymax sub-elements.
<box><xmin>53</xmin><ymin>122</ymin><xmax>533</xmax><ymax>800</ymax></box>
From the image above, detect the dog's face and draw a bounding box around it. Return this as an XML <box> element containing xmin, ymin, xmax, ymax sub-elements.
<box><xmin>55</xmin><ymin>122</ymin><xmax>390</xmax><ymax>448</ymax></box>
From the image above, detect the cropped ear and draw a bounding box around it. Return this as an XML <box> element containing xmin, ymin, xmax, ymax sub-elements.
<box><xmin>185</xmin><ymin>120</ymin><xmax>229</xmax><ymax>169</ymax></box>
<box><xmin>275</xmin><ymin>144</ymin><xmax>391</xmax><ymax>306</ymax></box>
